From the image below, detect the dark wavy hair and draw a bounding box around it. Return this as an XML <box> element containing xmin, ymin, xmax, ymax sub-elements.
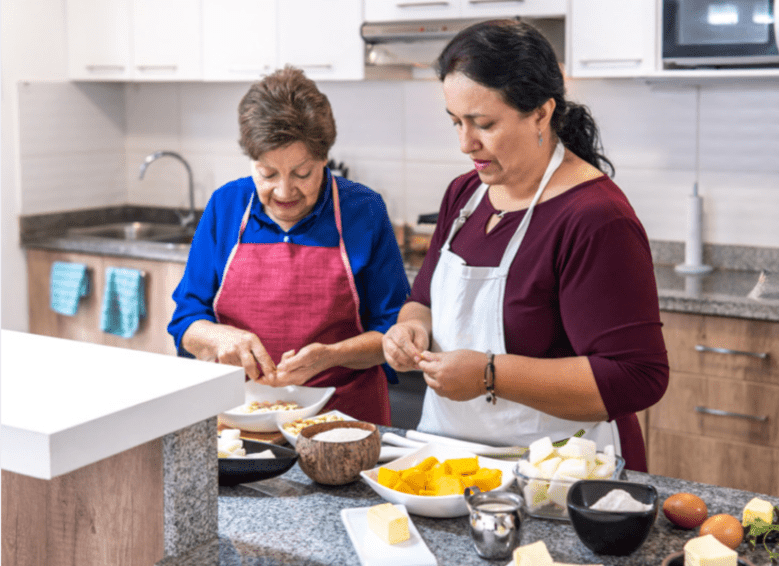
<box><xmin>238</xmin><ymin>66</ymin><xmax>336</xmax><ymax>161</ymax></box>
<box><xmin>436</xmin><ymin>19</ymin><xmax>614</xmax><ymax>177</ymax></box>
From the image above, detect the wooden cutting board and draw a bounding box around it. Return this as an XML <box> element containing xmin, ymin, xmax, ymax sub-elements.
<box><xmin>217</xmin><ymin>422</ymin><xmax>287</xmax><ymax>445</ymax></box>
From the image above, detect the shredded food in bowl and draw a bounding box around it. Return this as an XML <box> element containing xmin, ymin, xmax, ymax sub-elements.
<box><xmin>283</xmin><ymin>413</ymin><xmax>345</xmax><ymax>435</ymax></box>
<box><xmin>240</xmin><ymin>400</ymin><xmax>302</xmax><ymax>414</ymax></box>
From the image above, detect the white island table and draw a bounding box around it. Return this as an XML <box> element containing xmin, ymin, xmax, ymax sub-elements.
<box><xmin>1</xmin><ymin>330</ymin><xmax>245</xmax><ymax>566</ymax></box>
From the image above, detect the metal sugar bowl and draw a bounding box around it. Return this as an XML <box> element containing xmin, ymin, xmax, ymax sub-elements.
<box><xmin>464</xmin><ymin>486</ymin><xmax>524</xmax><ymax>560</ymax></box>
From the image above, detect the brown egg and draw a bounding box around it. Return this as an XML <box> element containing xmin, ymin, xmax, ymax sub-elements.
<box><xmin>662</xmin><ymin>492</ymin><xmax>709</xmax><ymax>529</ymax></box>
<box><xmin>700</xmin><ymin>514</ymin><xmax>744</xmax><ymax>550</ymax></box>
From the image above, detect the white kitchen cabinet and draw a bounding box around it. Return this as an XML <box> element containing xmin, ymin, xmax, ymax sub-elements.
<box><xmin>566</xmin><ymin>0</ymin><xmax>658</xmax><ymax>77</ymax></box>
<box><xmin>66</xmin><ymin>0</ymin><xmax>202</xmax><ymax>81</ymax></box>
<box><xmin>461</xmin><ymin>0</ymin><xmax>565</xmax><ymax>19</ymax></box>
<box><xmin>202</xmin><ymin>0</ymin><xmax>277</xmax><ymax>81</ymax></box>
<box><xmin>365</xmin><ymin>0</ymin><xmax>564</xmax><ymax>21</ymax></box>
<box><xmin>278</xmin><ymin>0</ymin><xmax>364</xmax><ymax>81</ymax></box>
<box><xmin>67</xmin><ymin>0</ymin><xmax>133</xmax><ymax>80</ymax></box>
<box><xmin>364</xmin><ymin>0</ymin><xmax>460</xmax><ymax>21</ymax></box>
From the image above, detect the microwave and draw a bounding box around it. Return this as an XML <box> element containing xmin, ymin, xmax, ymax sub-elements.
<box><xmin>663</xmin><ymin>0</ymin><xmax>779</xmax><ymax>68</ymax></box>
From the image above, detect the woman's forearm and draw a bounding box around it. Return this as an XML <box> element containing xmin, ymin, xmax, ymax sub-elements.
<box><xmin>397</xmin><ymin>301</ymin><xmax>433</xmax><ymax>335</ymax></box>
<box><xmin>327</xmin><ymin>330</ymin><xmax>386</xmax><ymax>370</ymax></box>
<box><xmin>494</xmin><ymin>353</ymin><xmax>608</xmax><ymax>421</ymax></box>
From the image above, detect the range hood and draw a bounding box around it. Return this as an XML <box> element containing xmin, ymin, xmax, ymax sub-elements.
<box><xmin>361</xmin><ymin>18</ymin><xmax>565</xmax><ymax>80</ymax></box>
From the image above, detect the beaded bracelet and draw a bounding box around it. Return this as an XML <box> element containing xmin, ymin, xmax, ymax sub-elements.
<box><xmin>484</xmin><ymin>350</ymin><xmax>496</xmax><ymax>405</ymax></box>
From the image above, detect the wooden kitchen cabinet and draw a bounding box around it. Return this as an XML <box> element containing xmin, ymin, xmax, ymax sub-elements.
<box><xmin>647</xmin><ymin>311</ymin><xmax>779</xmax><ymax>496</ymax></box>
<box><xmin>566</xmin><ymin>0</ymin><xmax>658</xmax><ymax>77</ymax></box>
<box><xmin>66</xmin><ymin>0</ymin><xmax>202</xmax><ymax>81</ymax></box>
<box><xmin>27</xmin><ymin>249</ymin><xmax>185</xmax><ymax>356</ymax></box>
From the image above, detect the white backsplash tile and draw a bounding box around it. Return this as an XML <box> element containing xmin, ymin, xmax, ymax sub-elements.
<box><xmin>16</xmin><ymin>76</ymin><xmax>779</xmax><ymax>248</ymax></box>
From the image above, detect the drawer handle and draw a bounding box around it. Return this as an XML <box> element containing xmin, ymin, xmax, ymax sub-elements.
<box><xmin>694</xmin><ymin>344</ymin><xmax>769</xmax><ymax>359</ymax></box>
<box><xmin>396</xmin><ymin>1</ymin><xmax>450</xmax><ymax>7</ymax></box>
<box><xmin>468</xmin><ymin>0</ymin><xmax>524</xmax><ymax>4</ymax></box>
<box><xmin>695</xmin><ymin>406</ymin><xmax>768</xmax><ymax>423</ymax></box>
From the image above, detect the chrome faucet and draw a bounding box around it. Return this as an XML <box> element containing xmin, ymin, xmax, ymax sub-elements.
<box><xmin>139</xmin><ymin>150</ymin><xmax>196</xmax><ymax>229</ymax></box>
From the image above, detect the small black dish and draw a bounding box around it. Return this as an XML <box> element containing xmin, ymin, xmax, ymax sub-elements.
<box><xmin>218</xmin><ymin>440</ymin><xmax>298</xmax><ymax>487</ymax></box>
<box><xmin>661</xmin><ymin>551</ymin><xmax>756</xmax><ymax>566</ymax></box>
<box><xmin>567</xmin><ymin>479</ymin><xmax>658</xmax><ymax>556</ymax></box>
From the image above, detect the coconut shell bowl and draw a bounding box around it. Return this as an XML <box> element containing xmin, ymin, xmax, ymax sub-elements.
<box><xmin>295</xmin><ymin>420</ymin><xmax>381</xmax><ymax>485</ymax></box>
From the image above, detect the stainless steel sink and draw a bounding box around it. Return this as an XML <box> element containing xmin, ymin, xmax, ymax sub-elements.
<box><xmin>66</xmin><ymin>222</ymin><xmax>194</xmax><ymax>245</ymax></box>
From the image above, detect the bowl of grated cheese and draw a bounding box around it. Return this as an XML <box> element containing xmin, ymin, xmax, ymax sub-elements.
<box><xmin>218</xmin><ymin>382</ymin><xmax>335</xmax><ymax>433</ymax></box>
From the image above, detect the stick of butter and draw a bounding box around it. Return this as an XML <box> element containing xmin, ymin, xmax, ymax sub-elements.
<box><xmin>367</xmin><ymin>503</ymin><xmax>409</xmax><ymax>545</ymax></box>
<box><xmin>742</xmin><ymin>497</ymin><xmax>775</xmax><ymax>526</ymax></box>
<box><xmin>684</xmin><ymin>534</ymin><xmax>737</xmax><ymax>566</ymax></box>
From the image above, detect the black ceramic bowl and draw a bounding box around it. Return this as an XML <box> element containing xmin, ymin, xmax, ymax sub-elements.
<box><xmin>567</xmin><ymin>479</ymin><xmax>658</xmax><ymax>556</ymax></box>
<box><xmin>218</xmin><ymin>440</ymin><xmax>298</xmax><ymax>487</ymax></box>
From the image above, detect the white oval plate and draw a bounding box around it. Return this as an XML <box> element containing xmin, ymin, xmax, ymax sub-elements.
<box><xmin>218</xmin><ymin>382</ymin><xmax>335</xmax><ymax>432</ymax></box>
<box><xmin>360</xmin><ymin>443</ymin><xmax>517</xmax><ymax>518</ymax></box>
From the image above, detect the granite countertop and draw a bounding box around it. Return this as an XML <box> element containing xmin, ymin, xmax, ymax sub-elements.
<box><xmin>156</xmin><ymin>426</ymin><xmax>778</xmax><ymax>566</ymax></box>
<box><xmin>20</xmin><ymin>207</ymin><xmax>779</xmax><ymax>322</ymax></box>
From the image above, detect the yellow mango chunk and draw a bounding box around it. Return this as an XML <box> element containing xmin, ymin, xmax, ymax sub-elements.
<box><xmin>426</xmin><ymin>462</ymin><xmax>452</xmax><ymax>483</ymax></box>
<box><xmin>431</xmin><ymin>475</ymin><xmax>465</xmax><ymax>496</ymax></box>
<box><xmin>400</xmin><ymin>468</ymin><xmax>427</xmax><ymax>492</ymax></box>
<box><xmin>447</xmin><ymin>457</ymin><xmax>480</xmax><ymax>476</ymax></box>
<box><xmin>392</xmin><ymin>479</ymin><xmax>417</xmax><ymax>495</ymax></box>
<box><xmin>416</xmin><ymin>456</ymin><xmax>440</xmax><ymax>472</ymax></box>
<box><xmin>377</xmin><ymin>467</ymin><xmax>401</xmax><ymax>489</ymax></box>
<box><xmin>470</xmin><ymin>468</ymin><xmax>503</xmax><ymax>492</ymax></box>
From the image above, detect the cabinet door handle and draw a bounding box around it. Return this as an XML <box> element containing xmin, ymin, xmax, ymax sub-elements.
<box><xmin>695</xmin><ymin>406</ymin><xmax>768</xmax><ymax>423</ymax></box>
<box><xmin>85</xmin><ymin>65</ymin><xmax>126</xmax><ymax>73</ymax></box>
<box><xmin>578</xmin><ymin>58</ymin><xmax>643</xmax><ymax>66</ymax></box>
<box><xmin>297</xmin><ymin>64</ymin><xmax>333</xmax><ymax>70</ymax></box>
<box><xmin>396</xmin><ymin>1</ymin><xmax>450</xmax><ymax>7</ymax></box>
<box><xmin>468</xmin><ymin>0</ymin><xmax>523</xmax><ymax>4</ymax></box>
<box><xmin>694</xmin><ymin>344</ymin><xmax>769</xmax><ymax>359</ymax></box>
<box><xmin>136</xmin><ymin>65</ymin><xmax>178</xmax><ymax>72</ymax></box>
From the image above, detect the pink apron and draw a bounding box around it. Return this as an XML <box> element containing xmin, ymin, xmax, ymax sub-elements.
<box><xmin>212</xmin><ymin>178</ymin><xmax>391</xmax><ymax>425</ymax></box>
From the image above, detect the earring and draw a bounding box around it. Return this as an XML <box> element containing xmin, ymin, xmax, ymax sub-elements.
<box><xmin>538</xmin><ymin>131</ymin><xmax>543</xmax><ymax>147</ymax></box>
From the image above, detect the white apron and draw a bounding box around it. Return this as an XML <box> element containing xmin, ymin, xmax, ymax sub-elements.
<box><xmin>418</xmin><ymin>141</ymin><xmax>620</xmax><ymax>453</ymax></box>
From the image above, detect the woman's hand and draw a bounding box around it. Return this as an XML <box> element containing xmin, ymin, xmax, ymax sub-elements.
<box><xmin>182</xmin><ymin>321</ymin><xmax>276</xmax><ymax>381</ymax></box>
<box><xmin>262</xmin><ymin>343</ymin><xmax>330</xmax><ymax>387</ymax></box>
<box><xmin>382</xmin><ymin>320</ymin><xmax>430</xmax><ymax>372</ymax></box>
<box><xmin>417</xmin><ymin>349</ymin><xmax>486</xmax><ymax>402</ymax></box>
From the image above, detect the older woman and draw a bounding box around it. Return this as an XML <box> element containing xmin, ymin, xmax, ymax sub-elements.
<box><xmin>382</xmin><ymin>20</ymin><xmax>668</xmax><ymax>470</ymax></box>
<box><xmin>169</xmin><ymin>67</ymin><xmax>409</xmax><ymax>425</ymax></box>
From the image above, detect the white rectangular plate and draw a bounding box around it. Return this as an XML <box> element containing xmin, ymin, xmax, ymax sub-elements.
<box><xmin>341</xmin><ymin>504</ymin><xmax>436</xmax><ymax>566</ymax></box>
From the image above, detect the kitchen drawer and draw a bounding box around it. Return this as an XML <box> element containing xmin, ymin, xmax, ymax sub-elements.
<box><xmin>648</xmin><ymin>429</ymin><xmax>779</xmax><ymax>496</ymax></box>
<box><xmin>661</xmin><ymin>311</ymin><xmax>779</xmax><ymax>384</ymax></box>
<box><xmin>651</xmin><ymin>371</ymin><xmax>779</xmax><ymax>448</ymax></box>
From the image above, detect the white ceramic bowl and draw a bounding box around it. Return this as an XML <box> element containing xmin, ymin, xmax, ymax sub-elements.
<box><xmin>360</xmin><ymin>443</ymin><xmax>517</xmax><ymax>518</ymax></box>
<box><xmin>276</xmin><ymin>410</ymin><xmax>355</xmax><ymax>447</ymax></box>
<box><xmin>219</xmin><ymin>382</ymin><xmax>335</xmax><ymax>432</ymax></box>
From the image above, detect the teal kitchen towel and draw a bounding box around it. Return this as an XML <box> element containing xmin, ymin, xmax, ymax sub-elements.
<box><xmin>50</xmin><ymin>261</ymin><xmax>90</xmax><ymax>316</ymax></box>
<box><xmin>100</xmin><ymin>267</ymin><xmax>146</xmax><ymax>338</ymax></box>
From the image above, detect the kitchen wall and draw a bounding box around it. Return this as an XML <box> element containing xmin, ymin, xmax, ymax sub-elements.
<box><xmin>2</xmin><ymin>0</ymin><xmax>778</xmax><ymax>333</ymax></box>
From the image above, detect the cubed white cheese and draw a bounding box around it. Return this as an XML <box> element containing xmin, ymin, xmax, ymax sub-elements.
<box><xmin>517</xmin><ymin>459</ymin><xmax>540</xmax><ymax>479</ymax></box>
<box><xmin>547</xmin><ymin>474</ymin><xmax>577</xmax><ymax>508</ymax></box>
<box><xmin>742</xmin><ymin>497</ymin><xmax>775</xmax><ymax>526</ymax></box>
<box><xmin>528</xmin><ymin>436</ymin><xmax>556</xmax><ymax>465</ymax></box>
<box><xmin>538</xmin><ymin>456</ymin><xmax>562</xmax><ymax>478</ymax></box>
<box><xmin>684</xmin><ymin>534</ymin><xmax>737</xmax><ymax>566</ymax></box>
<box><xmin>217</xmin><ymin>438</ymin><xmax>243</xmax><ymax>454</ymax></box>
<box><xmin>220</xmin><ymin>429</ymin><xmax>241</xmax><ymax>441</ymax></box>
<box><xmin>589</xmin><ymin>461</ymin><xmax>616</xmax><ymax>479</ymax></box>
<box><xmin>513</xmin><ymin>540</ymin><xmax>553</xmax><ymax>566</ymax></box>
<box><xmin>367</xmin><ymin>503</ymin><xmax>409</xmax><ymax>545</ymax></box>
<box><xmin>523</xmin><ymin>479</ymin><xmax>551</xmax><ymax>510</ymax></box>
<box><xmin>557</xmin><ymin>437</ymin><xmax>596</xmax><ymax>463</ymax></box>
<box><xmin>555</xmin><ymin>457</ymin><xmax>588</xmax><ymax>479</ymax></box>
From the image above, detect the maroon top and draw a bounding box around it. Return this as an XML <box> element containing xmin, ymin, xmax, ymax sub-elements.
<box><xmin>411</xmin><ymin>171</ymin><xmax>669</xmax><ymax>471</ymax></box>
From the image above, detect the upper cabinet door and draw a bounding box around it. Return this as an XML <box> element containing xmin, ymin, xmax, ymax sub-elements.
<box><xmin>132</xmin><ymin>0</ymin><xmax>202</xmax><ymax>80</ymax></box>
<box><xmin>278</xmin><ymin>0</ymin><xmax>364</xmax><ymax>81</ymax></box>
<box><xmin>364</xmin><ymin>0</ymin><xmax>460</xmax><ymax>21</ymax></box>
<box><xmin>67</xmin><ymin>0</ymin><xmax>133</xmax><ymax>80</ymax></box>
<box><xmin>567</xmin><ymin>0</ymin><xmax>657</xmax><ymax>77</ymax></box>
<box><xmin>461</xmin><ymin>0</ymin><xmax>565</xmax><ymax>19</ymax></box>
<box><xmin>202</xmin><ymin>0</ymin><xmax>277</xmax><ymax>81</ymax></box>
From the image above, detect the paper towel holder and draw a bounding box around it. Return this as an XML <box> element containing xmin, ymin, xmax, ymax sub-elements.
<box><xmin>675</xmin><ymin>182</ymin><xmax>713</xmax><ymax>275</ymax></box>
